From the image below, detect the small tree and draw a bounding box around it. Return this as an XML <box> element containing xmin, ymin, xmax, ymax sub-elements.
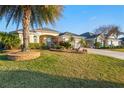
<box><xmin>69</xmin><ymin>36</ymin><xmax>75</xmax><ymax>48</ymax></box>
<box><xmin>94</xmin><ymin>42</ymin><xmax>101</xmax><ymax>49</ymax></box>
<box><xmin>79</xmin><ymin>38</ymin><xmax>86</xmax><ymax>47</ymax></box>
<box><xmin>60</xmin><ymin>41</ymin><xmax>71</xmax><ymax>49</ymax></box>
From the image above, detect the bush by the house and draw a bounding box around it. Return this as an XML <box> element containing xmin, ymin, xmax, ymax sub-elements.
<box><xmin>41</xmin><ymin>43</ymin><xmax>49</xmax><ymax>49</ymax></box>
<box><xmin>60</xmin><ymin>41</ymin><xmax>71</xmax><ymax>49</ymax></box>
<box><xmin>52</xmin><ymin>44</ymin><xmax>64</xmax><ymax>49</ymax></box>
<box><xmin>94</xmin><ymin>42</ymin><xmax>101</xmax><ymax>48</ymax></box>
<box><xmin>29</xmin><ymin>43</ymin><xmax>41</xmax><ymax>49</ymax></box>
<box><xmin>0</xmin><ymin>32</ymin><xmax>20</xmax><ymax>49</ymax></box>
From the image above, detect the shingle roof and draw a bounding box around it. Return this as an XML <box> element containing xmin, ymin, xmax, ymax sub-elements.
<box><xmin>10</xmin><ymin>28</ymin><xmax>60</xmax><ymax>33</ymax></box>
<box><xmin>42</xmin><ymin>28</ymin><xmax>59</xmax><ymax>32</ymax></box>
<box><xmin>119</xmin><ymin>37</ymin><xmax>124</xmax><ymax>41</ymax></box>
<box><xmin>80</xmin><ymin>32</ymin><xmax>98</xmax><ymax>39</ymax></box>
<box><xmin>59</xmin><ymin>32</ymin><xmax>80</xmax><ymax>37</ymax></box>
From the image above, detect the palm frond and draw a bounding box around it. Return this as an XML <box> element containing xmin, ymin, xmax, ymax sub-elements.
<box><xmin>0</xmin><ymin>5</ymin><xmax>63</xmax><ymax>29</ymax></box>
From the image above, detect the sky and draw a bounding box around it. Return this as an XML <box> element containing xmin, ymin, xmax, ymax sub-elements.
<box><xmin>1</xmin><ymin>5</ymin><xmax>124</xmax><ymax>35</ymax></box>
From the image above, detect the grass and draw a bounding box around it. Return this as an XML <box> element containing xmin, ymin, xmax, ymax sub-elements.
<box><xmin>0</xmin><ymin>50</ymin><xmax>124</xmax><ymax>87</ymax></box>
<box><xmin>108</xmin><ymin>48</ymin><xmax>124</xmax><ymax>52</ymax></box>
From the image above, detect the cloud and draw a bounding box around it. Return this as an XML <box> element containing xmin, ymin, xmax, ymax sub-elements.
<box><xmin>90</xmin><ymin>16</ymin><xmax>97</xmax><ymax>21</ymax></box>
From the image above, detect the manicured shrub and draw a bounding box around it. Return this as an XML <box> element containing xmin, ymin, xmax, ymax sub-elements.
<box><xmin>0</xmin><ymin>32</ymin><xmax>20</xmax><ymax>49</ymax></box>
<box><xmin>0</xmin><ymin>50</ymin><xmax>4</xmax><ymax>53</ymax></box>
<box><xmin>41</xmin><ymin>43</ymin><xmax>48</xmax><ymax>49</ymax></box>
<box><xmin>94</xmin><ymin>42</ymin><xmax>101</xmax><ymax>49</ymax></box>
<box><xmin>79</xmin><ymin>38</ymin><xmax>86</xmax><ymax>47</ymax></box>
<box><xmin>29</xmin><ymin>43</ymin><xmax>41</xmax><ymax>49</ymax></box>
<box><xmin>60</xmin><ymin>41</ymin><xmax>71</xmax><ymax>49</ymax></box>
<box><xmin>52</xmin><ymin>44</ymin><xmax>63</xmax><ymax>49</ymax></box>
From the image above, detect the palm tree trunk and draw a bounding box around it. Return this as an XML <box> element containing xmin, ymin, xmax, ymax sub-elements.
<box><xmin>22</xmin><ymin>6</ymin><xmax>31</xmax><ymax>52</ymax></box>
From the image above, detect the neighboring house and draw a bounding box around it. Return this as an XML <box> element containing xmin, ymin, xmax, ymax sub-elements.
<box><xmin>80</xmin><ymin>32</ymin><xmax>97</xmax><ymax>48</ymax></box>
<box><xmin>119</xmin><ymin>37</ymin><xmax>124</xmax><ymax>46</ymax></box>
<box><xmin>10</xmin><ymin>28</ymin><xmax>60</xmax><ymax>47</ymax></box>
<box><xmin>59</xmin><ymin>32</ymin><xmax>84</xmax><ymax>48</ymax></box>
<box><xmin>80</xmin><ymin>32</ymin><xmax>121</xmax><ymax>48</ymax></box>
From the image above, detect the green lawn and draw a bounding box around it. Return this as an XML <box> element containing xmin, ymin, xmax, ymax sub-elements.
<box><xmin>0</xmin><ymin>50</ymin><xmax>124</xmax><ymax>88</ymax></box>
<box><xmin>108</xmin><ymin>48</ymin><xmax>124</xmax><ymax>52</ymax></box>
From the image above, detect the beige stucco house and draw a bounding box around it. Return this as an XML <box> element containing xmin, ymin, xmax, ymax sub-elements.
<box><xmin>11</xmin><ymin>28</ymin><xmax>84</xmax><ymax>49</ymax></box>
<box><xmin>11</xmin><ymin>28</ymin><xmax>59</xmax><ymax>46</ymax></box>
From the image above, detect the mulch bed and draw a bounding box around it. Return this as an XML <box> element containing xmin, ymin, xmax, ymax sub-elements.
<box><xmin>7</xmin><ymin>51</ymin><xmax>41</xmax><ymax>61</ymax></box>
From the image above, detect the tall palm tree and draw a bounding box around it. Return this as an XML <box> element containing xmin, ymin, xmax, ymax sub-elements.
<box><xmin>0</xmin><ymin>5</ymin><xmax>63</xmax><ymax>52</ymax></box>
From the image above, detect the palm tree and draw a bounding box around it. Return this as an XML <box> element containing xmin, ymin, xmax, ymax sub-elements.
<box><xmin>79</xmin><ymin>38</ymin><xmax>86</xmax><ymax>47</ymax></box>
<box><xmin>0</xmin><ymin>5</ymin><xmax>63</xmax><ymax>52</ymax></box>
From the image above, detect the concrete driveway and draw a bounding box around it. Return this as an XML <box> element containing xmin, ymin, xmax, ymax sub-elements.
<box><xmin>87</xmin><ymin>48</ymin><xmax>124</xmax><ymax>60</ymax></box>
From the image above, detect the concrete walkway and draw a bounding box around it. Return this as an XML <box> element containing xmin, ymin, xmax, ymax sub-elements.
<box><xmin>87</xmin><ymin>48</ymin><xmax>124</xmax><ymax>60</ymax></box>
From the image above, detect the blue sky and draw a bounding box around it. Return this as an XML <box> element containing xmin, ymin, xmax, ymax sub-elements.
<box><xmin>1</xmin><ymin>5</ymin><xmax>124</xmax><ymax>34</ymax></box>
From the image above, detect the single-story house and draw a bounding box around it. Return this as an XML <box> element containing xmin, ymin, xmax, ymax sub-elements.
<box><xmin>10</xmin><ymin>28</ymin><xmax>60</xmax><ymax>47</ymax></box>
<box><xmin>11</xmin><ymin>28</ymin><xmax>85</xmax><ymax>49</ymax></box>
<box><xmin>119</xmin><ymin>37</ymin><xmax>124</xmax><ymax>46</ymax></box>
<box><xmin>80</xmin><ymin>32</ymin><xmax>121</xmax><ymax>48</ymax></box>
<box><xmin>59</xmin><ymin>32</ymin><xmax>84</xmax><ymax>48</ymax></box>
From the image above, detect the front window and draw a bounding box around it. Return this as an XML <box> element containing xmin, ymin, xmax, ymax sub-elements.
<box><xmin>34</xmin><ymin>36</ymin><xmax>37</xmax><ymax>43</ymax></box>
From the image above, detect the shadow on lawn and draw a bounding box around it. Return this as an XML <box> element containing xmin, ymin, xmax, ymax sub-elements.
<box><xmin>0</xmin><ymin>70</ymin><xmax>124</xmax><ymax>88</ymax></box>
<box><xmin>0</xmin><ymin>55</ymin><xmax>9</xmax><ymax>61</ymax></box>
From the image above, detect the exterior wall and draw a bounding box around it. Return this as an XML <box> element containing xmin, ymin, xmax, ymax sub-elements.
<box><xmin>16</xmin><ymin>30</ymin><xmax>59</xmax><ymax>44</ymax></box>
<box><xmin>40</xmin><ymin>32</ymin><xmax>58</xmax><ymax>36</ymax></box>
<box><xmin>74</xmin><ymin>39</ymin><xmax>81</xmax><ymax>48</ymax></box>
<box><xmin>120</xmin><ymin>40</ymin><xmax>124</xmax><ymax>46</ymax></box>
<box><xmin>29</xmin><ymin>35</ymin><xmax>40</xmax><ymax>43</ymax></box>
<box><xmin>19</xmin><ymin>33</ymin><xmax>40</xmax><ymax>44</ymax></box>
<box><xmin>107</xmin><ymin>39</ymin><xmax>120</xmax><ymax>46</ymax></box>
<box><xmin>96</xmin><ymin>35</ymin><xmax>120</xmax><ymax>47</ymax></box>
<box><xmin>86</xmin><ymin>38</ymin><xmax>96</xmax><ymax>48</ymax></box>
<box><xmin>113</xmin><ymin>40</ymin><xmax>119</xmax><ymax>46</ymax></box>
<box><xmin>18</xmin><ymin>33</ymin><xmax>23</xmax><ymax>44</ymax></box>
<box><xmin>29</xmin><ymin>35</ymin><xmax>34</xmax><ymax>43</ymax></box>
